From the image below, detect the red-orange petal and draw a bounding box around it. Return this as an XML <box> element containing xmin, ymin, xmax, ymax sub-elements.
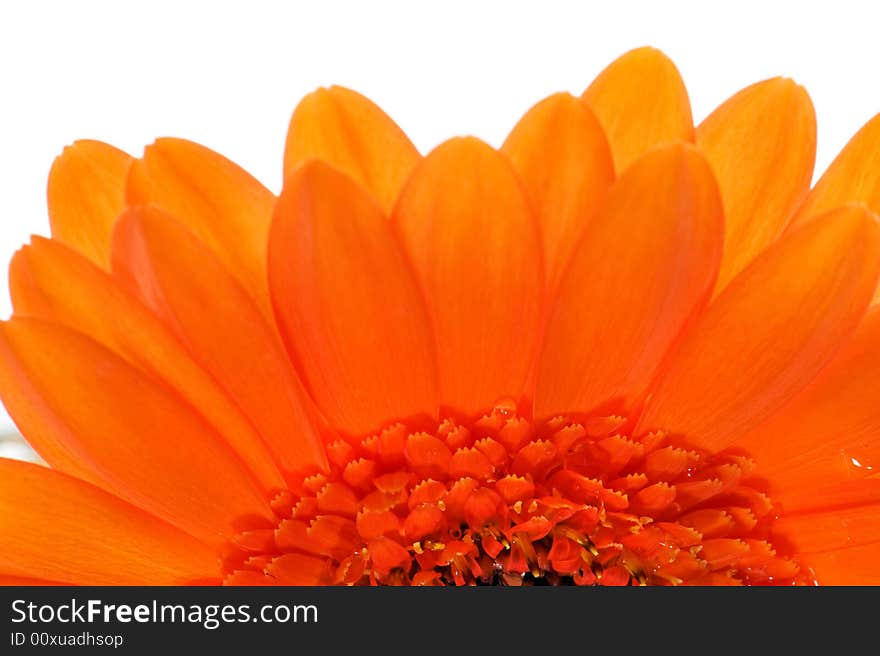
<box><xmin>772</xmin><ymin>500</ymin><xmax>880</xmax><ymax>585</ymax></box>
<box><xmin>0</xmin><ymin>459</ymin><xmax>218</xmax><ymax>585</ymax></box>
<box><xmin>535</xmin><ymin>144</ymin><xmax>723</xmax><ymax>419</ymax></box>
<box><xmin>736</xmin><ymin>307</ymin><xmax>880</xmax><ymax>505</ymax></box>
<box><xmin>393</xmin><ymin>138</ymin><xmax>544</xmax><ymax>415</ymax></box>
<box><xmin>284</xmin><ymin>86</ymin><xmax>420</xmax><ymax>214</ymax></box>
<box><xmin>795</xmin><ymin>542</ymin><xmax>880</xmax><ymax>586</ymax></box>
<box><xmin>582</xmin><ymin>47</ymin><xmax>694</xmax><ymax>173</ymax></box>
<box><xmin>637</xmin><ymin>205</ymin><xmax>880</xmax><ymax>451</ymax></box>
<box><xmin>501</xmin><ymin>93</ymin><xmax>614</xmax><ymax>290</ymax></box>
<box><xmin>0</xmin><ymin>576</ymin><xmax>62</xmax><ymax>586</ymax></box>
<box><xmin>265</xmin><ymin>553</ymin><xmax>332</xmax><ymax>585</ymax></box>
<box><xmin>111</xmin><ymin>206</ymin><xmax>328</xmax><ymax>476</ymax></box>
<box><xmin>269</xmin><ymin>160</ymin><xmax>437</xmax><ymax>436</ymax></box>
<box><xmin>0</xmin><ymin>318</ymin><xmax>273</xmax><ymax>546</ymax></box>
<box><xmin>9</xmin><ymin>237</ymin><xmax>285</xmax><ymax>491</ymax></box>
<box><xmin>697</xmin><ymin>78</ymin><xmax>816</xmax><ymax>290</ymax></box>
<box><xmin>126</xmin><ymin>138</ymin><xmax>276</xmax><ymax>318</ymax></box>
<box><xmin>47</xmin><ymin>140</ymin><xmax>133</xmax><ymax>268</ymax></box>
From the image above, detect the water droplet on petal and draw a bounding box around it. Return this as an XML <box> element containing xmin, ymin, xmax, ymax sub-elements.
<box><xmin>844</xmin><ymin>449</ymin><xmax>875</xmax><ymax>473</ymax></box>
<box><xmin>492</xmin><ymin>396</ymin><xmax>517</xmax><ymax>419</ymax></box>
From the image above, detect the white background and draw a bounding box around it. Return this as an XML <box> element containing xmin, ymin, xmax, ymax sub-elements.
<box><xmin>0</xmin><ymin>0</ymin><xmax>879</xmax><ymax>450</ymax></box>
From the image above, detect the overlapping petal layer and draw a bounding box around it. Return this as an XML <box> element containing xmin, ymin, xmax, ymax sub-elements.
<box><xmin>112</xmin><ymin>205</ymin><xmax>328</xmax><ymax>475</ymax></box>
<box><xmin>270</xmin><ymin>160</ymin><xmax>437</xmax><ymax>436</ymax></box>
<box><xmin>0</xmin><ymin>318</ymin><xmax>273</xmax><ymax>546</ymax></box>
<box><xmin>393</xmin><ymin>138</ymin><xmax>543</xmax><ymax>416</ymax></box>
<box><xmin>284</xmin><ymin>86</ymin><xmax>420</xmax><ymax>214</ymax></box>
<box><xmin>3</xmin><ymin>48</ymin><xmax>880</xmax><ymax>586</ymax></box>
<box><xmin>582</xmin><ymin>47</ymin><xmax>694</xmax><ymax>173</ymax></box>
<box><xmin>637</xmin><ymin>206</ymin><xmax>880</xmax><ymax>452</ymax></box>
<box><xmin>697</xmin><ymin>78</ymin><xmax>816</xmax><ymax>290</ymax></box>
<box><xmin>47</xmin><ymin>140</ymin><xmax>132</xmax><ymax>268</ymax></box>
<box><xmin>9</xmin><ymin>236</ymin><xmax>286</xmax><ymax>490</ymax></box>
<box><xmin>502</xmin><ymin>93</ymin><xmax>614</xmax><ymax>290</ymax></box>
<box><xmin>535</xmin><ymin>144</ymin><xmax>723</xmax><ymax>419</ymax></box>
<box><xmin>0</xmin><ymin>459</ymin><xmax>218</xmax><ymax>585</ymax></box>
<box><xmin>126</xmin><ymin>138</ymin><xmax>276</xmax><ymax>317</ymax></box>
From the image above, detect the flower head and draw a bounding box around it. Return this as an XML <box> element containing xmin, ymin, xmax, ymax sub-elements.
<box><xmin>2</xmin><ymin>47</ymin><xmax>880</xmax><ymax>586</ymax></box>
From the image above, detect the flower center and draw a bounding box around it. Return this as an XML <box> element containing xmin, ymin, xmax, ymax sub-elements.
<box><xmin>222</xmin><ymin>401</ymin><xmax>809</xmax><ymax>586</ymax></box>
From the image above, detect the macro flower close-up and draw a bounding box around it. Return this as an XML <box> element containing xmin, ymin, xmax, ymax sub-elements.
<box><xmin>1</xmin><ymin>45</ymin><xmax>879</xmax><ymax>587</ymax></box>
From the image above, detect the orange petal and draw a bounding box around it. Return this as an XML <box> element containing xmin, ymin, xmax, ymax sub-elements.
<box><xmin>535</xmin><ymin>144</ymin><xmax>723</xmax><ymax>419</ymax></box>
<box><xmin>266</xmin><ymin>553</ymin><xmax>332</xmax><ymax>585</ymax></box>
<box><xmin>47</xmin><ymin>140</ymin><xmax>133</xmax><ymax>268</ymax></box>
<box><xmin>284</xmin><ymin>86</ymin><xmax>420</xmax><ymax>214</ymax></box>
<box><xmin>0</xmin><ymin>576</ymin><xmax>61</xmax><ymax>586</ymax></box>
<box><xmin>10</xmin><ymin>237</ymin><xmax>285</xmax><ymax>491</ymax></box>
<box><xmin>0</xmin><ymin>318</ymin><xmax>273</xmax><ymax>546</ymax></box>
<box><xmin>736</xmin><ymin>307</ymin><xmax>880</xmax><ymax>506</ymax></box>
<box><xmin>269</xmin><ymin>161</ymin><xmax>437</xmax><ymax>436</ymax></box>
<box><xmin>772</xmin><ymin>499</ymin><xmax>880</xmax><ymax>585</ymax></box>
<box><xmin>790</xmin><ymin>113</ymin><xmax>880</xmax><ymax>305</ymax></box>
<box><xmin>393</xmin><ymin>138</ymin><xmax>543</xmax><ymax>415</ymax></box>
<box><xmin>111</xmin><ymin>206</ymin><xmax>329</xmax><ymax>476</ymax></box>
<box><xmin>126</xmin><ymin>138</ymin><xmax>275</xmax><ymax>317</ymax></box>
<box><xmin>791</xmin><ymin>113</ymin><xmax>880</xmax><ymax>226</ymax></box>
<box><xmin>794</xmin><ymin>542</ymin><xmax>880</xmax><ymax>586</ymax></box>
<box><xmin>581</xmin><ymin>47</ymin><xmax>693</xmax><ymax>173</ymax></box>
<box><xmin>637</xmin><ymin>205</ymin><xmax>880</xmax><ymax>452</ymax></box>
<box><xmin>697</xmin><ymin>78</ymin><xmax>817</xmax><ymax>290</ymax></box>
<box><xmin>781</xmin><ymin>479</ymin><xmax>880</xmax><ymax>516</ymax></box>
<box><xmin>501</xmin><ymin>93</ymin><xmax>615</xmax><ymax>290</ymax></box>
<box><xmin>0</xmin><ymin>459</ymin><xmax>219</xmax><ymax>584</ymax></box>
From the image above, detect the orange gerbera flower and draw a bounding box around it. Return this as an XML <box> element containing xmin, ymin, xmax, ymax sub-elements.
<box><xmin>1</xmin><ymin>47</ymin><xmax>879</xmax><ymax>586</ymax></box>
